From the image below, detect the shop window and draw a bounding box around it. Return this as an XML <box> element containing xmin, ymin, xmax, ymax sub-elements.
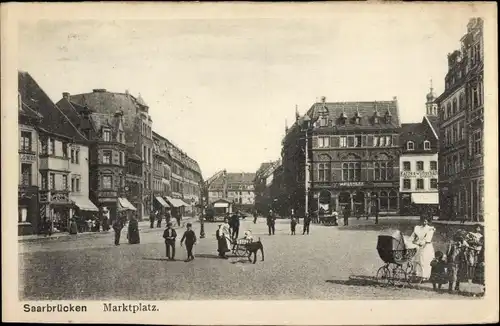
<box><xmin>403</xmin><ymin>161</ymin><xmax>411</xmax><ymax>171</ymax></box>
<box><xmin>403</xmin><ymin>179</ymin><xmax>411</xmax><ymax>190</ymax></box>
<box><xmin>430</xmin><ymin>179</ymin><xmax>438</xmax><ymax>189</ymax></box>
<box><xmin>416</xmin><ymin>179</ymin><xmax>424</xmax><ymax>190</ymax></box>
<box><xmin>379</xmin><ymin>191</ymin><xmax>388</xmax><ymax>210</ymax></box>
<box><xmin>18</xmin><ymin>207</ymin><xmax>28</xmax><ymax>223</ymax></box>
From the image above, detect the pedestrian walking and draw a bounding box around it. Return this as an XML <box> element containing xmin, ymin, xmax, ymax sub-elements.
<box><xmin>253</xmin><ymin>210</ymin><xmax>258</xmax><ymax>224</ymax></box>
<box><xmin>69</xmin><ymin>217</ymin><xmax>78</xmax><ymax>235</ymax></box>
<box><xmin>165</xmin><ymin>209</ymin><xmax>172</xmax><ymax>224</ymax></box>
<box><xmin>290</xmin><ymin>216</ymin><xmax>297</xmax><ymax>235</ymax></box>
<box><xmin>332</xmin><ymin>210</ymin><xmax>339</xmax><ymax>226</ymax></box>
<box><xmin>163</xmin><ymin>222</ymin><xmax>177</xmax><ymax>260</ymax></box>
<box><xmin>446</xmin><ymin>231</ymin><xmax>469</xmax><ymax>293</ymax></box>
<box><xmin>150</xmin><ymin>211</ymin><xmax>156</xmax><ymax>228</ymax></box>
<box><xmin>343</xmin><ymin>205</ymin><xmax>351</xmax><ymax>226</ymax></box>
<box><xmin>156</xmin><ymin>213</ymin><xmax>163</xmax><ymax>228</ymax></box>
<box><xmin>374</xmin><ymin>203</ymin><xmax>379</xmax><ymax>225</ymax></box>
<box><xmin>112</xmin><ymin>218</ymin><xmax>124</xmax><ymax>246</ymax></box>
<box><xmin>230</xmin><ymin>210</ymin><xmax>240</xmax><ymax>240</ymax></box>
<box><xmin>303</xmin><ymin>213</ymin><xmax>311</xmax><ymax>235</ymax></box>
<box><xmin>127</xmin><ymin>216</ymin><xmax>140</xmax><ymax>244</ymax></box>
<box><xmin>266</xmin><ymin>210</ymin><xmax>276</xmax><ymax>235</ymax></box>
<box><xmin>175</xmin><ymin>211</ymin><xmax>181</xmax><ymax>227</ymax></box>
<box><xmin>102</xmin><ymin>212</ymin><xmax>110</xmax><ymax>231</ymax></box>
<box><xmin>216</xmin><ymin>224</ymin><xmax>230</xmax><ymax>259</ymax></box>
<box><xmin>180</xmin><ymin>223</ymin><xmax>197</xmax><ymax>262</ymax></box>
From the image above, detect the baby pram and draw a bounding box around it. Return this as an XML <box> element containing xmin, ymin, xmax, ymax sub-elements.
<box><xmin>375</xmin><ymin>231</ymin><xmax>423</xmax><ymax>286</ymax></box>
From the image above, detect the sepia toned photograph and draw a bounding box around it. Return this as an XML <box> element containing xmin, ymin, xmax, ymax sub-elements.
<box><xmin>2</xmin><ymin>2</ymin><xmax>498</xmax><ymax>325</ymax></box>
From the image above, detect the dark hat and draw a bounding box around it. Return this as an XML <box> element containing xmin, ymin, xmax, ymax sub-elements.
<box><xmin>435</xmin><ymin>250</ymin><xmax>444</xmax><ymax>259</ymax></box>
<box><xmin>186</xmin><ymin>223</ymin><xmax>192</xmax><ymax>227</ymax></box>
<box><xmin>167</xmin><ymin>222</ymin><xmax>172</xmax><ymax>227</ymax></box>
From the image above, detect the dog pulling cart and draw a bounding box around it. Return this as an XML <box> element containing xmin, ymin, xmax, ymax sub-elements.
<box><xmin>230</xmin><ymin>238</ymin><xmax>254</xmax><ymax>257</ymax></box>
<box><xmin>375</xmin><ymin>233</ymin><xmax>423</xmax><ymax>287</ymax></box>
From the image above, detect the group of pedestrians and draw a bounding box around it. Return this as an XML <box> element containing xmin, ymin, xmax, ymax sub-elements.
<box><xmin>264</xmin><ymin>209</ymin><xmax>311</xmax><ymax>236</ymax></box>
<box><xmin>150</xmin><ymin>210</ymin><xmax>182</xmax><ymax>229</ymax></box>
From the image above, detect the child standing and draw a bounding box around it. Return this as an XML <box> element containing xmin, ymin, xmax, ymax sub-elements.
<box><xmin>180</xmin><ymin>223</ymin><xmax>197</xmax><ymax>262</ymax></box>
<box><xmin>290</xmin><ymin>217</ymin><xmax>297</xmax><ymax>235</ymax></box>
<box><xmin>430</xmin><ymin>251</ymin><xmax>448</xmax><ymax>291</ymax></box>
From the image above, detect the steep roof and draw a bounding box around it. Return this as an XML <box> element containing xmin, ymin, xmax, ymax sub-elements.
<box><xmin>211</xmin><ymin>172</ymin><xmax>256</xmax><ymax>187</ymax></box>
<box><xmin>400</xmin><ymin>121</ymin><xmax>438</xmax><ymax>153</ymax></box>
<box><xmin>19</xmin><ymin>101</ymin><xmax>43</xmax><ymax>120</ymax></box>
<box><xmin>18</xmin><ymin>71</ymin><xmax>87</xmax><ymax>142</ymax></box>
<box><xmin>307</xmin><ymin>100</ymin><xmax>401</xmax><ymax>130</ymax></box>
<box><xmin>424</xmin><ymin>115</ymin><xmax>439</xmax><ymax>139</ymax></box>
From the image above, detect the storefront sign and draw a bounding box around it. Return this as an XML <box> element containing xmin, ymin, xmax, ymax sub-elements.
<box><xmin>334</xmin><ymin>182</ymin><xmax>365</xmax><ymax>188</ymax></box>
<box><xmin>20</xmin><ymin>153</ymin><xmax>36</xmax><ymax>163</ymax></box>
<box><xmin>51</xmin><ymin>193</ymin><xmax>69</xmax><ymax>202</ymax></box>
<box><xmin>400</xmin><ymin>171</ymin><xmax>437</xmax><ymax>178</ymax></box>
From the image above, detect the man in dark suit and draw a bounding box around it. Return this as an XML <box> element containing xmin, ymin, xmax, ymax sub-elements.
<box><xmin>303</xmin><ymin>213</ymin><xmax>311</xmax><ymax>235</ymax></box>
<box><xmin>163</xmin><ymin>222</ymin><xmax>177</xmax><ymax>260</ymax></box>
<box><xmin>230</xmin><ymin>210</ymin><xmax>240</xmax><ymax>240</ymax></box>
<box><xmin>267</xmin><ymin>210</ymin><xmax>276</xmax><ymax>235</ymax></box>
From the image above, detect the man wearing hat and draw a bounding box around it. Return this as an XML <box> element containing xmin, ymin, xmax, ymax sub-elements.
<box><xmin>163</xmin><ymin>222</ymin><xmax>177</xmax><ymax>260</ymax></box>
<box><xmin>266</xmin><ymin>209</ymin><xmax>276</xmax><ymax>235</ymax></box>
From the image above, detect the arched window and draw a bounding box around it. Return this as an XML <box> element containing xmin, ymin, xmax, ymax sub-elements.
<box><xmin>389</xmin><ymin>190</ymin><xmax>398</xmax><ymax>210</ymax></box>
<box><xmin>380</xmin><ymin>191</ymin><xmax>388</xmax><ymax>210</ymax></box>
<box><xmin>407</xmin><ymin>141</ymin><xmax>414</xmax><ymax>150</ymax></box>
<box><xmin>424</xmin><ymin>140</ymin><xmax>431</xmax><ymax>150</ymax></box>
<box><xmin>342</xmin><ymin>162</ymin><xmax>361</xmax><ymax>181</ymax></box>
<box><xmin>452</xmin><ymin>98</ymin><xmax>458</xmax><ymax>115</ymax></box>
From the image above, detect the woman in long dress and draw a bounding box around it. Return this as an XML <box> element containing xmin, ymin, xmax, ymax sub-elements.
<box><xmin>216</xmin><ymin>224</ymin><xmax>231</xmax><ymax>258</ymax></box>
<box><xmin>410</xmin><ymin>217</ymin><xmax>436</xmax><ymax>280</ymax></box>
<box><xmin>128</xmin><ymin>216</ymin><xmax>140</xmax><ymax>244</ymax></box>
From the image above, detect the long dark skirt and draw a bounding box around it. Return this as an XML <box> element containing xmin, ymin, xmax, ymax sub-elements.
<box><xmin>128</xmin><ymin>222</ymin><xmax>140</xmax><ymax>244</ymax></box>
<box><xmin>217</xmin><ymin>236</ymin><xmax>230</xmax><ymax>255</ymax></box>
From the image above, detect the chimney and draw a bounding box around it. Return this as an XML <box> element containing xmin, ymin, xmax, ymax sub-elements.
<box><xmin>393</xmin><ymin>96</ymin><xmax>397</xmax><ymax>101</ymax></box>
<box><xmin>62</xmin><ymin>92</ymin><xmax>70</xmax><ymax>100</ymax></box>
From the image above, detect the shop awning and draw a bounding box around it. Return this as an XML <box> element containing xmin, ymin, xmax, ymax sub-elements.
<box><xmin>70</xmin><ymin>195</ymin><xmax>99</xmax><ymax>211</ymax></box>
<box><xmin>214</xmin><ymin>202</ymin><xmax>230</xmax><ymax>208</ymax></box>
<box><xmin>179</xmin><ymin>199</ymin><xmax>190</xmax><ymax>207</ymax></box>
<box><xmin>118</xmin><ymin>197</ymin><xmax>137</xmax><ymax>211</ymax></box>
<box><xmin>155</xmin><ymin>196</ymin><xmax>170</xmax><ymax>207</ymax></box>
<box><xmin>165</xmin><ymin>196</ymin><xmax>184</xmax><ymax>208</ymax></box>
<box><xmin>411</xmin><ymin>193</ymin><xmax>439</xmax><ymax>205</ymax></box>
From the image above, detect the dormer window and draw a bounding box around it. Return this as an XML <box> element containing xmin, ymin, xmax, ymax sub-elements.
<box><xmin>103</xmin><ymin>129</ymin><xmax>111</xmax><ymax>142</ymax></box>
<box><xmin>319</xmin><ymin>116</ymin><xmax>328</xmax><ymax>127</ymax></box>
<box><xmin>407</xmin><ymin>141</ymin><xmax>414</xmax><ymax>151</ymax></box>
<box><xmin>424</xmin><ymin>141</ymin><xmax>431</xmax><ymax>150</ymax></box>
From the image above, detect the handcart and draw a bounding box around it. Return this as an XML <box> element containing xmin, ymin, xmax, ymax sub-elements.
<box><xmin>230</xmin><ymin>238</ymin><xmax>254</xmax><ymax>257</ymax></box>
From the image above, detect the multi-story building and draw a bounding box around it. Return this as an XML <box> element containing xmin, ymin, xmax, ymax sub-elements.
<box><xmin>254</xmin><ymin>160</ymin><xmax>281</xmax><ymax>214</ymax></box>
<box><xmin>436</xmin><ymin>18</ymin><xmax>484</xmax><ymax>221</ymax></box>
<box><xmin>18</xmin><ymin>90</ymin><xmax>42</xmax><ymax>235</ymax></box>
<box><xmin>398</xmin><ymin>92</ymin><xmax>439</xmax><ymax>215</ymax></box>
<box><xmin>62</xmin><ymin>89</ymin><xmax>154</xmax><ymax>219</ymax></box>
<box><xmin>152</xmin><ymin>132</ymin><xmax>172</xmax><ymax>213</ymax></box>
<box><xmin>125</xmin><ymin>146</ymin><xmax>143</xmax><ymax>216</ymax></box>
<box><xmin>57</xmin><ymin>96</ymin><xmax>133</xmax><ymax>222</ymax></box>
<box><xmin>19</xmin><ymin>71</ymin><xmax>97</xmax><ymax>235</ymax></box>
<box><xmin>208</xmin><ymin>172</ymin><xmax>255</xmax><ymax>211</ymax></box>
<box><xmin>153</xmin><ymin>132</ymin><xmax>203</xmax><ymax>216</ymax></box>
<box><xmin>282</xmin><ymin>97</ymin><xmax>401</xmax><ymax>217</ymax></box>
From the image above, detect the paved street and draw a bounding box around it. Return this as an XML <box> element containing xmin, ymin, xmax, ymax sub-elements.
<box><xmin>19</xmin><ymin>217</ymin><xmax>482</xmax><ymax>300</ymax></box>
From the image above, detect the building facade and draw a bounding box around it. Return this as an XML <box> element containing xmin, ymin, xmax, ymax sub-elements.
<box><xmin>18</xmin><ymin>92</ymin><xmax>42</xmax><ymax>235</ymax></box>
<box><xmin>399</xmin><ymin>101</ymin><xmax>439</xmax><ymax>215</ymax></box>
<box><xmin>57</xmin><ymin>97</ymin><xmax>131</xmax><ymax>222</ymax></box>
<box><xmin>436</xmin><ymin>18</ymin><xmax>484</xmax><ymax>221</ymax></box>
<box><xmin>208</xmin><ymin>172</ymin><xmax>256</xmax><ymax>211</ymax></box>
<box><xmin>254</xmin><ymin>160</ymin><xmax>281</xmax><ymax>215</ymax></box>
<box><xmin>62</xmin><ymin>90</ymin><xmax>154</xmax><ymax>219</ymax></box>
<box><xmin>19</xmin><ymin>71</ymin><xmax>96</xmax><ymax>235</ymax></box>
<box><xmin>282</xmin><ymin>97</ymin><xmax>402</xmax><ymax>217</ymax></box>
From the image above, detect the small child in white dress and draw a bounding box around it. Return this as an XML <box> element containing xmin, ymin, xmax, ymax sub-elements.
<box><xmin>243</xmin><ymin>230</ymin><xmax>253</xmax><ymax>241</ymax></box>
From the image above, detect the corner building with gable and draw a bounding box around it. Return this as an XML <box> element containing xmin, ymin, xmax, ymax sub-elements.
<box><xmin>281</xmin><ymin>97</ymin><xmax>401</xmax><ymax>217</ymax></box>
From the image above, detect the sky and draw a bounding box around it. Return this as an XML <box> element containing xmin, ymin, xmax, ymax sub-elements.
<box><xmin>17</xmin><ymin>6</ymin><xmax>476</xmax><ymax>179</ymax></box>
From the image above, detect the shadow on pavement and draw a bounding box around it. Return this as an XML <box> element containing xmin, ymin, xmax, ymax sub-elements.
<box><xmin>326</xmin><ymin>276</ymin><xmax>482</xmax><ymax>298</ymax></box>
<box><xmin>142</xmin><ymin>257</ymin><xmax>183</xmax><ymax>262</ymax></box>
<box><xmin>230</xmin><ymin>258</ymin><xmax>252</xmax><ymax>264</ymax></box>
<box><xmin>194</xmin><ymin>254</ymin><xmax>223</xmax><ymax>259</ymax></box>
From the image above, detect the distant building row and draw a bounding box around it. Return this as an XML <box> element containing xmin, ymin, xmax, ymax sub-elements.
<box><xmin>18</xmin><ymin>72</ymin><xmax>203</xmax><ymax>235</ymax></box>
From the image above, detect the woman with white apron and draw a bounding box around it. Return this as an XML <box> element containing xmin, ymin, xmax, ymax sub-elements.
<box><xmin>410</xmin><ymin>217</ymin><xmax>436</xmax><ymax>280</ymax></box>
